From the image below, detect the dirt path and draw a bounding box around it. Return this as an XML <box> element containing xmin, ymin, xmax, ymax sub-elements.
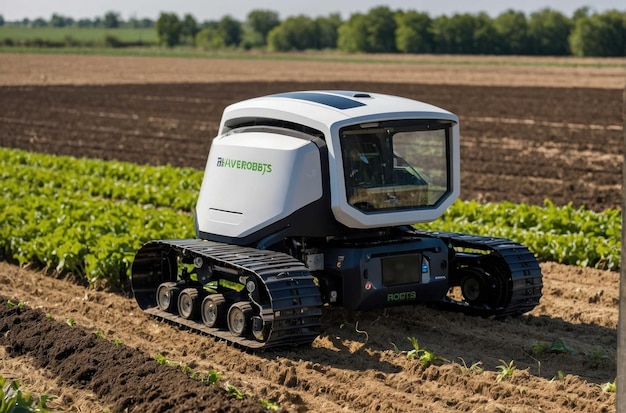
<box><xmin>1</xmin><ymin>53</ymin><xmax>624</xmax><ymax>89</ymax></box>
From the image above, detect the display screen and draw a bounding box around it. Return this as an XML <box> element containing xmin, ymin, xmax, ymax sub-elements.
<box><xmin>381</xmin><ymin>254</ymin><xmax>420</xmax><ymax>286</ymax></box>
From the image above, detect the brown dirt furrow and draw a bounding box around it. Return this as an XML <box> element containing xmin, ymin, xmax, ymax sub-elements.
<box><xmin>0</xmin><ymin>261</ymin><xmax>616</xmax><ymax>412</ymax></box>
<box><xmin>0</xmin><ymin>82</ymin><xmax>622</xmax><ymax>211</ymax></box>
<box><xmin>1</xmin><ymin>53</ymin><xmax>624</xmax><ymax>89</ymax></box>
<box><xmin>0</xmin><ymin>347</ymin><xmax>106</xmax><ymax>412</ymax></box>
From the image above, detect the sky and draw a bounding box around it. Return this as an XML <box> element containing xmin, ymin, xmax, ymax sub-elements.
<box><xmin>1</xmin><ymin>0</ymin><xmax>625</xmax><ymax>22</ymax></box>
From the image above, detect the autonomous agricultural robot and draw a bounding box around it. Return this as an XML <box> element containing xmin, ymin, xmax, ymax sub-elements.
<box><xmin>131</xmin><ymin>91</ymin><xmax>542</xmax><ymax>349</ymax></box>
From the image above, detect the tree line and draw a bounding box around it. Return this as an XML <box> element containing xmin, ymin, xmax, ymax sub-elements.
<box><xmin>2</xmin><ymin>6</ymin><xmax>625</xmax><ymax>56</ymax></box>
<box><xmin>157</xmin><ymin>6</ymin><xmax>626</xmax><ymax>57</ymax></box>
<box><xmin>0</xmin><ymin>12</ymin><xmax>154</xmax><ymax>29</ymax></box>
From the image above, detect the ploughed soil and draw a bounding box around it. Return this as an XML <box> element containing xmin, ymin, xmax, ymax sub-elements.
<box><xmin>1</xmin><ymin>81</ymin><xmax>622</xmax><ymax>212</ymax></box>
<box><xmin>0</xmin><ymin>54</ymin><xmax>623</xmax><ymax>412</ymax></box>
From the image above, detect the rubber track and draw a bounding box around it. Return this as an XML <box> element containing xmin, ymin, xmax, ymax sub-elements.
<box><xmin>416</xmin><ymin>230</ymin><xmax>543</xmax><ymax>316</ymax></box>
<box><xmin>135</xmin><ymin>239</ymin><xmax>323</xmax><ymax>350</ymax></box>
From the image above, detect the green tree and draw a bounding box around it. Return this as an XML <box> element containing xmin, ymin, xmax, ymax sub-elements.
<box><xmin>77</xmin><ymin>18</ymin><xmax>93</xmax><ymax>28</ymax></box>
<box><xmin>267</xmin><ymin>15</ymin><xmax>318</xmax><ymax>51</ymax></box>
<box><xmin>494</xmin><ymin>10</ymin><xmax>530</xmax><ymax>54</ymax></box>
<box><xmin>337</xmin><ymin>13</ymin><xmax>369</xmax><ymax>52</ymax></box>
<box><xmin>395</xmin><ymin>10</ymin><xmax>433</xmax><ymax>53</ymax></box>
<box><xmin>0</xmin><ymin>15</ymin><xmax>5</xmax><ymax>27</ymax></box>
<box><xmin>195</xmin><ymin>16</ymin><xmax>241</xmax><ymax>50</ymax></box>
<box><xmin>472</xmin><ymin>12</ymin><xmax>498</xmax><ymax>54</ymax></box>
<box><xmin>32</xmin><ymin>18</ymin><xmax>47</xmax><ymax>28</ymax></box>
<box><xmin>181</xmin><ymin>14</ymin><xmax>199</xmax><ymax>45</ymax></box>
<box><xmin>338</xmin><ymin>6</ymin><xmax>397</xmax><ymax>53</ymax></box>
<box><xmin>104</xmin><ymin>11</ymin><xmax>121</xmax><ymax>28</ymax></box>
<box><xmin>195</xmin><ymin>27</ymin><xmax>225</xmax><ymax>50</ymax></box>
<box><xmin>50</xmin><ymin>13</ymin><xmax>73</xmax><ymax>27</ymax></box>
<box><xmin>156</xmin><ymin>12</ymin><xmax>182</xmax><ymax>47</ymax></box>
<box><xmin>315</xmin><ymin>13</ymin><xmax>342</xmax><ymax>49</ymax></box>
<box><xmin>218</xmin><ymin>15</ymin><xmax>242</xmax><ymax>47</ymax></box>
<box><xmin>570</xmin><ymin>10</ymin><xmax>626</xmax><ymax>56</ymax></box>
<box><xmin>431</xmin><ymin>14</ymin><xmax>476</xmax><ymax>53</ymax></box>
<box><xmin>140</xmin><ymin>18</ymin><xmax>155</xmax><ymax>28</ymax></box>
<box><xmin>246</xmin><ymin>9</ymin><xmax>280</xmax><ymax>46</ymax></box>
<box><xmin>528</xmin><ymin>8</ymin><xmax>572</xmax><ymax>55</ymax></box>
<box><xmin>572</xmin><ymin>6</ymin><xmax>591</xmax><ymax>22</ymax></box>
<box><xmin>366</xmin><ymin>6</ymin><xmax>397</xmax><ymax>52</ymax></box>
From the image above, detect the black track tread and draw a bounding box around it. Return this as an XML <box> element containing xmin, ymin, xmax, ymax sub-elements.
<box><xmin>415</xmin><ymin>230</ymin><xmax>543</xmax><ymax>316</ymax></box>
<box><xmin>133</xmin><ymin>239</ymin><xmax>322</xmax><ymax>350</ymax></box>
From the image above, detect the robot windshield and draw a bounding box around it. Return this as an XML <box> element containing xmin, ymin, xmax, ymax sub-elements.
<box><xmin>340</xmin><ymin>119</ymin><xmax>452</xmax><ymax>213</ymax></box>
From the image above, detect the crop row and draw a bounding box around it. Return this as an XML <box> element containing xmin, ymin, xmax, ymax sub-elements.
<box><xmin>0</xmin><ymin>147</ymin><xmax>620</xmax><ymax>288</ymax></box>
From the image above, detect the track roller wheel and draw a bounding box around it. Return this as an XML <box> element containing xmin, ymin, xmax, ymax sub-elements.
<box><xmin>227</xmin><ymin>302</ymin><xmax>253</xmax><ymax>337</ymax></box>
<box><xmin>461</xmin><ymin>274</ymin><xmax>484</xmax><ymax>304</ymax></box>
<box><xmin>178</xmin><ymin>288</ymin><xmax>201</xmax><ymax>319</ymax></box>
<box><xmin>460</xmin><ymin>267</ymin><xmax>505</xmax><ymax>308</ymax></box>
<box><xmin>201</xmin><ymin>294</ymin><xmax>226</xmax><ymax>328</ymax></box>
<box><xmin>157</xmin><ymin>282</ymin><xmax>180</xmax><ymax>313</ymax></box>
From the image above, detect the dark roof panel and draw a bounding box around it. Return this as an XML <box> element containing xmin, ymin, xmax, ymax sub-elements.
<box><xmin>270</xmin><ymin>91</ymin><xmax>366</xmax><ymax>110</ymax></box>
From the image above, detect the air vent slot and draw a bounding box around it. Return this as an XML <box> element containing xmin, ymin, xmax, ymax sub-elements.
<box><xmin>352</xmin><ymin>93</ymin><xmax>372</xmax><ymax>98</ymax></box>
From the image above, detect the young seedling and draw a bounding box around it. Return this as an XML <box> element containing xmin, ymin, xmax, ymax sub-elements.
<box><xmin>586</xmin><ymin>347</ymin><xmax>608</xmax><ymax>361</ymax></box>
<box><xmin>406</xmin><ymin>337</ymin><xmax>446</xmax><ymax>367</ymax></box>
<box><xmin>495</xmin><ymin>359</ymin><xmax>516</xmax><ymax>382</ymax></box>
<box><xmin>602</xmin><ymin>379</ymin><xmax>616</xmax><ymax>393</ymax></box>
<box><xmin>225</xmin><ymin>382</ymin><xmax>244</xmax><ymax>399</ymax></box>
<box><xmin>154</xmin><ymin>353</ymin><xmax>178</xmax><ymax>366</ymax></box>
<box><xmin>551</xmin><ymin>370</ymin><xmax>565</xmax><ymax>382</ymax></box>
<box><xmin>66</xmin><ymin>318</ymin><xmax>76</xmax><ymax>327</ymax></box>
<box><xmin>458</xmin><ymin>358</ymin><xmax>484</xmax><ymax>375</ymax></box>
<box><xmin>259</xmin><ymin>399</ymin><xmax>280</xmax><ymax>410</ymax></box>
<box><xmin>201</xmin><ymin>370</ymin><xmax>222</xmax><ymax>385</ymax></box>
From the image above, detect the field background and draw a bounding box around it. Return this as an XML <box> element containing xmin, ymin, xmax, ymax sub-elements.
<box><xmin>0</xmin><ymin>52</ymin><xmax>625</xmax><ymax>412</ymax></box>
<box><xmin>0</xmin><ymin>27</ymin><xmax>157</xmax><ymax>43</ymax></box>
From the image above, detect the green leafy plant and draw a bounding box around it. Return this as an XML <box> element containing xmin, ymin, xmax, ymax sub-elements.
<box><xmin>532</xmin><ymin>338</ymin><xmax>576</xmax><ymax>355</ymax></box>
<box><xmin>1</xmin><ymin>146</ymin><xmax>621</xmax><ymax>296</ymax></box>
<box><xmin>495</xmin><ymin>360</ymin><xmax>516</xmax><ymax>382</ymax></box>
<box><xmin>201</xmin><ymin>370</ymin><xmax>222</xmax><ymax>386</ymax></box>
<box><xmin>153</xmin><ymin>353</ymin><xmax>178</xmax><ymax>366</ymax></box>
<box><xmin>65</xmin><ymin>318</ymin><xmax>75</xmax><ymax>327</ymax></box>
<box><xmin>0</xmin><ymin>374</ymin><xmax>51</xmax><ymax>413</ymax></box>
<box><xmin>153</xmin><ymin>354</ymin><xmax>224</xmax><ymax>386</ymax></box>
<box><xmin>406</xmin><ymin>337</ymin><xmax>446</xmax><ymax>366</ymax></box>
